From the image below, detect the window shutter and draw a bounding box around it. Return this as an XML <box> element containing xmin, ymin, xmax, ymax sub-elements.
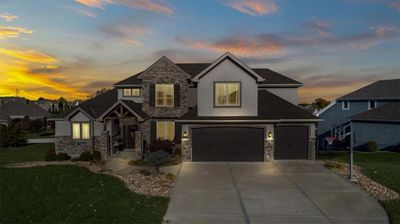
<box><xmin>150</xmin><ymin>121</ymin><xmax>157</xmax><ymax>144</ymax></box>
<box><xmin>174</xmin><ymin>122</ymin><xmax>181</xmax><ymax>144</ymax></box>
<box><xmin>149</xmin><ymin>84</ymin><xmax>155</xmax><ymax>107</ymax></box>
<box><xmin>174</xmin><ymin>84</ymin><xmax>180</xmax><ymax>107</ymax></box>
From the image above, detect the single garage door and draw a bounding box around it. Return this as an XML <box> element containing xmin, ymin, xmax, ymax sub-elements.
<box><xmin>275</xmin><ymin>126</ymin><xmax>309</xmax><ymax>160</ymax></box>
<box><xmin>192</xmin><ymin>127</ymin><xmax>264</xmax><ymax>162</ymax></box>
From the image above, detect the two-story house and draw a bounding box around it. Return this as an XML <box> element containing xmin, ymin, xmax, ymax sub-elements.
<box><xmin>316</xmin><ymin>79</ymin><xmax>400</xmax><ymax>150</ymax></box>
<box><xmin>52</xmin><ymin>52</ymin><xmax>320</xmax><ymax>161</ymax></box>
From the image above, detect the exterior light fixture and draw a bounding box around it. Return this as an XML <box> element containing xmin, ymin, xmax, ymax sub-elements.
<box><xmin>267</xmin><ymin>131</ymin><xmax>273</xmax><ymax>140</ymax></box>
<box><xmin>182</xmin><ymin>130</ymin><xmax>188</xmax><ymax>139</ymax></box>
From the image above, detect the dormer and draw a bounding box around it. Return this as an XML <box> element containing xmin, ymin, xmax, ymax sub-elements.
<box><xmin>113</xmin><ymin>72</ymin><xmax>143</xmax><ymax>103</ymax></box>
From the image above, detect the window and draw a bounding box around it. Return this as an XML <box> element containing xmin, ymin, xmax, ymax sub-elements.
<box><xmin>215</xmin><ymin>82</ymin><xmax>240</xmax><ymax>107</ymax></box>
<box><xmin>156</xmin><ymin>84</ymin><xmax>174</xmax><ymax>107</ymax></box>
<box><xmin>368</xmin><ymin>100</ymin><xmax>376</xmax><ymax>110</ymax></box>
<box><xmin>72</xmin><ymin>122</ymin><xmax>90</xmax><ymax>140</ymax></box>
<box><xmin>123</xmin><ymin>88</ymin><xmax>141</xmax><ymax>97</ymax></box>
<box><xmin>156</xmin><ymin>121</ymin><xmax>175</xmax><ymax>141</ymax></box>
<box><xmin>342</xmin><ymin>101</ymin><xmax>350</xmax><ymax>110</ymax></box>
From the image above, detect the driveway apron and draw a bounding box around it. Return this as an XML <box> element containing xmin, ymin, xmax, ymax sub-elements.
<box><xmin>163</xmin><ymin>161</ymin><xmax>389</xmax><ymax>224</ymax></box>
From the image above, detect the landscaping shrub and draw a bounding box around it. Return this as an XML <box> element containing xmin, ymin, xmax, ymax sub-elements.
<box><xmin>45</xmin><ymin>149</ymin><xmax>56</xmax><ymax>161</ymax></box>
<box><xmin>78</xmin><ymin>151</ymin><xmax>93</xmax><ymax>161</ymax></box>
<box><xmin>364</xmin><ymin>141</ymin><xmax>378</xmax><ymax>152</ymax></box>
<box><xmin>145</xmin><ymin>150</ymin><xmax>170</xmax><ymax>174</ymax></box>
<box><xmin>0</xmin><ymin>124</ymin><xmax>27</xmax><ymax>148</ymax></box>
<box><xmin>92</xmin><ymin>151</ymin><xmax>101</xmax><ymax>161</ymax></box>
<box><xmin>55</xmin><ymin>153</ymin><xmax>71</xmax><ymax>161</ymax></box>
<box><xmin>165</xmin><ymin>173</ymin><xmax>176</xmax><ymax>181</ymax></box>
<box><xmin>139</xmin><ymin>169</ymin><xmax>152</xmax><ymax>176</ymax></box>
<box><xmin>149</xmin><ymin>139</ymin><xmax>174</xmax><ymax>154</ymax></box>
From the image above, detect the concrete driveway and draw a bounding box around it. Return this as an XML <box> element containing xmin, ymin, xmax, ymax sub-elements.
<box><xmin>164</xmin><ymin>161</ymin><xmax>388</xmax><ymax>224</ymax></box>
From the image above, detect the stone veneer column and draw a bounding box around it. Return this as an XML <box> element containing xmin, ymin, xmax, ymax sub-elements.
<box><xmin>96</xmin><ymin>131</ymin><xmax>109</xmax><ymax>159</ymax></box>
<box><xmin>181</xmin><ymin>139</ymin><xmax>191</xmax><ymax>161</ymax></box>
<box><xmin>308</xmin><ymin>137</ymin><xmax>316</xmax><ymax>160</ymax></box>
<box><xmin>134</xmin><ymin>131</ymin><xmax>142</xmax><ymax>159</ymax></box>
<box><xmin>264</xmin><ymin>140</ymin><xmax>274</xmax><ymax>161</ymax></box>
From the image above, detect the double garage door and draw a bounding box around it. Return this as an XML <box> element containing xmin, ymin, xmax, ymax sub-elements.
<box><xmin>192</xmin><ymin>126</ymin><xmax>309</xmax><ymax>162</ymax></box>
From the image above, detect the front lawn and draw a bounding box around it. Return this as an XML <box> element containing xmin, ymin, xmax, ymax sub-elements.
<box><xmin>0</xmin><ymin>143</ymin><xmax>53</xmax><ymax>166</ymax></box>
<box><xmin>318</xmin><ymin>151</ymin><xmax>400</xmax><ymax>224</ymax></box>
<box><xmin>0</xmin><ymin>166</ymin><xmax>169</xmax><ymax>223</ymax></box>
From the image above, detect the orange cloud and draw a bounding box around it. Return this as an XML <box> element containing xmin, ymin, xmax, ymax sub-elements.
<box><xmin>0</xmin><ymin>13</ymin><xmax>18</xmax><ymax>22</ymax></box>
<box><xmin>75</xmin><ymin>0</ymin><xmax>173</xmax><ymax>15</ymax></box>
<box><xmin>226</xmin><ymin>0</ymin><xmax>278</xmax><ymax>16</ymax></box>
<box><xmin>177</xmin><ymin>35</ymin><xmax>284</xmax><ymax>57</ymax></box>
<box><xmin>0</xmin><ymin>26</ymin><xmax>33</xmax><ymax>39</ymax></box>
<box><xmin>0</xmin><ymin>47</ymin><xmax>56</xmax><ymax>63</ymax></box>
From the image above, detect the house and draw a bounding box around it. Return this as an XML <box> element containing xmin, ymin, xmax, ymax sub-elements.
<box><xmin>0</xmin><ymin>101</ymin><xmax>51</xmax><ymax>120</ymax></box>
<box><xmin>0</xmin><ymin>96</ymin><xmax>26</xmax><ymax>105</ymax></box>
<box><xmin>316</xmin><ymin>79</ymin><xmax>400</xmax><ymax>150</ymax></box>
<box><xmin>52</xmin><ymin>52</ymin><xmax>321</xmax><ymax>161</ymax></box>
<box><xmin>0</xmin><ymin>113</ymin><xmax>10</xmax><ymax>126</ymax></box>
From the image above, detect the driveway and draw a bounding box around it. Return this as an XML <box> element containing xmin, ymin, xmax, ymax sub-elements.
<box><xmin>164</xmin><ymin>161</ymin><xmax>388</xmax><ymax>224</ymax></box>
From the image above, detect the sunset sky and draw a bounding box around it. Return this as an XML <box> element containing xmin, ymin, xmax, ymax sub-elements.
<box><xmin>0</xmin><ymin>0</ymin><xmax>399</xmax><ymax>103</ymax></box>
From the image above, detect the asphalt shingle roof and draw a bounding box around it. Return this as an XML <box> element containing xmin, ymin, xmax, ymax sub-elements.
<box><xmin>121</xmin><ymin>100</ymin><xmax>149</xmax><ymax>119</ymax></box>
<box><xmin>0</xmin><ymin>101</ymin><xmax>51</xmax><ymax>118</ymax></box>
<box><xmin>350</xmin><ymin>102</ymin><xmax>400</xmax><ymax>122</ymax></box>
<box><xmin>339</xmin><ymin>79</ymin><xmax>400</xmax><ymax>100</ymax></box>
<box><xmin>114</xmin><ymin>63</ymin><xmax>301</xmax><ymax>86</ymax></box>
<box><xmin>178</xmin><ymin>90</ymin><xmax>318</xmax><ymax>121</ymax></box>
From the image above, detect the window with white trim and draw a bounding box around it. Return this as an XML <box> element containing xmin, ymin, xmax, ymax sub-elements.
<box><xmin>368</xmin><ymin>100</ymin><xmax>376</xmax><ymax>110</ymax></box>
<box><xmin>72</xmin><ymin>122</ymin><xmax>90</xmax><ymax>140</ymax></box>
<box><xmin>214</xmin><ymin>82</ymin><xmax>240</xmax><ymax>107</ymax></box>
<box><xmin>156</xmin><ymin>121</ymin><xmax>175</xmax><ymax>141</ymax></box>
<box><xmin>342</xmin><ymin>101</ymin><xmax>350</xmax><ymax>110</ymax></box>
<box><xmin>156</xmin><ymin>84</ymin><xmax>174</xmax><ymax>107</ymax></box>
<box><xmin>123</xmin><ymin>88</ymin><xmax>141</xmax><ymax>97</ymax></box>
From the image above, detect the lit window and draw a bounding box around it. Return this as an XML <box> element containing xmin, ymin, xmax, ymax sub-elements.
<box><xmin>123</xmin><ymin>88</ymin><xmax>141</xmax><ymax>97</ymax></box>
<box><xmin>368</xmin><ymin>101</ymin><xmax>376</xmax><ymax>110</ymax></box>
<box><xmin>156</xmin><ymin>84</ymin><xmax>174</xmax><ymax>107</ymax></box>
<box><xmin>72</xmin><ymin>122</ymin><xmax>90</xmax><ymax>140</ymax></box>
<box><xmin>215</xmin><ymin>82</ymin><xmax>240</xmax><ymax>107</ymax></box>
<box><xmin>342</xmin><ymin>101</ymin><xmax>350</xmax><ymax>110</ymax></box>
<box><xmin>156</xmin><ymin>121</ymin><xmax>175</xmax><ymax>141</ymax></box>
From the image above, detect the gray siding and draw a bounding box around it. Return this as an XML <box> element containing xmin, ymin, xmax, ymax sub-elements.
<box><xmin>353</xmin><ymin>122</ymin><xmax>400</xmax><ymax>149</ymax></box>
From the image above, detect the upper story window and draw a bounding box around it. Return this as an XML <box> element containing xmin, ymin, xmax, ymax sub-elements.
<box><xmin>123</xmin><ymin>88</ymin><xmax>141</xmax><ymax>97</ymax></box>
<box><xmin>214</xmin><ymin>82</ymin><xmax>241</xmax><ymax>107</ymax></box>
<box><xmin>342</xmin><ymin>101</ymin><xmax>350</xmax><ymax>110</ymax></box>
<box><xmin>72</xmin><ymin>122</ymin><xmax>90</xmax><ymax>140</ymax></box>
<box><xmin>156</xmin><ymin>84</ymin><xmax>174</xmax><ymax>107</ymax></box>
<box><xmin>156</xmin><ymin>121</ymin><xmax>175</xmax><ymax>141</ymax></box>
<box><xmin>368</xmin><ymin>100</ymin><xmax>377</xmax><ymax>110</ymax></box>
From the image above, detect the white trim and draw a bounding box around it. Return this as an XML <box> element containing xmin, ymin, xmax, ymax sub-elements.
<box><xmin>315</xmin><ymin>101</ymin><xmax>336</xmax><ymax>116</ymax></box>
<box><xmin>192</xmin><ymin>52</ymin><xmax>265</xmax><ymax>82</ymax></box>
<box><xmin>65</xmin><ymin>107</ymin><xmax>94</xmax><ymax>120</ymax></box>
<box><xmin>368</xmin><ymin>100</ymin><xmax>377</xmax><ymax>110</ymax></box>
<box><xmin>97</xmin><ymin>100</ymin><xmax>144</xmax><ymax>121</ymax></box>
<box><xmin>342</xmin><ymin>100</ymin><xmax>350</xmax><ymax>110</ymax></box>
<box><xmin>176</xmin><ymin>119</ymin><xmax>322</xmax><ymax>123</ymax></box>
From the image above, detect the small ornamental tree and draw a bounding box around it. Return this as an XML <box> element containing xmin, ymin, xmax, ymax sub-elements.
<box><xmin>145</xmin><ymin>150</ymin><xmax>170</xmax><ymax>174</ymax></box>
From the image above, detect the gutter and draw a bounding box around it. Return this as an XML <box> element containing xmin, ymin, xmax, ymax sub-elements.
<box><xmin>176</xmin><ymin>119</ymin><xmax>323</xmax><ymax>123</ymax></box>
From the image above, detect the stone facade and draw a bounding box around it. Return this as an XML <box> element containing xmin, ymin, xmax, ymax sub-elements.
<box><xmin>181</xmin><ymin>138</ymin><xmax>191</xmax><ymax>162</ymax></box>
<box><xmin>264</xmin><ymin>140</ymin><xmax>274</xmax><ymax>161</ymax></box>
<box><xmin>139</xmin><ymin>56</ymin><xmax>190</xmax><ymax>118</ymax></box>
<box><xmin>55</xmin><ymin>134</ymin><xmax>108</xmax><ymax>158</ymax></box>
<box><xmin>308</xmin><ymin>137</ymin><xmax>316</xmax><ymax>160</ymax></box>
<box><xmin>134</xmin><ymin>131</ymin><xmax>142</xmax><ymax>159</ymax></box>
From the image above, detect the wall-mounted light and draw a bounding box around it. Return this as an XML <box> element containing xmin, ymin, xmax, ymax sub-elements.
<box><xmin>267</xmin><ymin>131</ymin><xmax>273</xmax><ymax>140</ymax></box>
<box><xmin>182</xmin><ymin>130</ymin><xmax>188</xmax><ymax>139</ymax></box>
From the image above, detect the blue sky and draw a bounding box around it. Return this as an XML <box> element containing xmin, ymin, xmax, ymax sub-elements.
<box><xmin>0</xmin><ymin>0</ymin><xmax>399</xmax><ymax>102</ymax></box>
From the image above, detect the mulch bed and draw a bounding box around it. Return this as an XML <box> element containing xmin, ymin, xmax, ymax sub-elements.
<box><xmin>320</xmin><ymin>161</ymin><xmax>399</xmax><ymax>201</ymax></box>
<box><xmin>4</xmin><ymin>161</ymin><xmax>175</xmax><ymax>198</ymax></box>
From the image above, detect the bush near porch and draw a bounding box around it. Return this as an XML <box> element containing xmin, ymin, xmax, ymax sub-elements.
<box><xmin>318</xmin><ymin>151</ymin><xmax>400</xmax><ymax>224</ymax></box>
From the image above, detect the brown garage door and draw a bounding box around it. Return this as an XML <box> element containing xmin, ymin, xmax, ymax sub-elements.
<box><xmin>192</xmin><ymin>127</ymin><xmax>264</xmax><ymax>162</ymax></box>
<box><xmin>275</xmin><ymin>126</ymin><xmax>309</xmax><ymax>160</ymax></box>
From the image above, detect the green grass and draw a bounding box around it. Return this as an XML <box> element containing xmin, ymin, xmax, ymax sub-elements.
<box><xmin>0</xmin><ymin>143</ymin><xmax>53</xmax><ymax>166</ymax></box>
<box><xmin>0</xmin><ymin>166</ymin><xmax>169</xmax><ymax>223</ymax></box>
<box><xmin>318</xmin><ymin>151</ymin><xmax>400</xmax><ymax>224</ymax></box>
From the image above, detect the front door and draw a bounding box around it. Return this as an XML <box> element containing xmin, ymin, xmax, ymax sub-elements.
<box><xmin>123</xmin><ymin>125</ymin><xmax>136</xmax><ymax>149</ymax></box>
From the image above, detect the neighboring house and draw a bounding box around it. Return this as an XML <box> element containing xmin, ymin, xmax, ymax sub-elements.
<box><xmin>0</xmin><ymin>113</ymin><xmax>10</xmax><ymax>126</ymax></box>
<box><xmin>0</xmin><ymin>101</ymin><xmax>51</xmax><ymax>120</ymax></box>
<box><xmin>316</xmin><ymin>79</ymin><xmax>400</xmax><ymax>149</ymax></box>
<box><xmin>35</xmin><ymin>98</ymin><xmax>59</xmax><ymax>112</ymax></box>
<box><xmin>0</xmin><ymin>97</ymin><xmax>25</xmax><ymax>105</ymax></box>
<box><xmin>52</xmin><ymin>52</ymin><xmax>320</xmax><ymax>161</ymax></box>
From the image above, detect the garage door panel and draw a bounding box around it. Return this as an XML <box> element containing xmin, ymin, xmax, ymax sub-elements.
<box><xmin>275</xmin><ymin>126</ymin><xmax>309</xmax><ymax>160</ymax></box>
<box><xmin>192</xmin><ymin>127</ymin><xmax>264</xmax><ymax>162</ymax></box>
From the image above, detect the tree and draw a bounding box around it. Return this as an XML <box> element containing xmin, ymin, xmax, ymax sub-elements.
<box><xmin>311</xmin><ymin>98</ymin><xmax>330</xmax><ymax>109</ymax></box>
<box><xmin>58</xmin><ymin>97</ymin><xmax>67</xmax><ymax>112</ymax></box>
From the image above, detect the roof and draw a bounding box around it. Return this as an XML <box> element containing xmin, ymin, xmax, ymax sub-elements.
<box><xmin>350</xmin><ymin>102</ymin><xmax>400</xmax><ymax>122</ymax></box>
<box><xmin>0</xmin><ymin>113</ymin><xmax>10</xmax><ymax>122</ymax></box>
<box><xmin>178</xmin><ymin>90</ymin><xmax>319</xmax><ymax>121</ymax></box>
<box><xmin>339</xmin><ymin>79</ymin><xmax>400</xmax><ymax>100</ymax></box>
<box><xmin>0</xmin><ymin>101</ymin><xmax>51</xmax><ymax>118</ymax></box>
<box><xmin>114</xmin><ymin>64</ymin><xmax>301</xmax><ymax>86</ymax></box>
<box><xmin>120</xmin><ymin>100</ymin><xmax>149</xmax><ymax>119</ymax></box>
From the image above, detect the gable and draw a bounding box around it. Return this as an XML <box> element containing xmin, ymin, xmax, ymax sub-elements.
<box><xmin>137</xmin><ymin>56</ymin><xmax>191</xmax><ymax>80</ymax></box>
<box><xmin>70</xmin><ymin>111</ymin><xmax>91</xmax><ymax>122</ymax></box>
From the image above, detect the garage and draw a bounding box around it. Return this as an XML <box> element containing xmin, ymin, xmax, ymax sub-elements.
<box><xmin>192</xmin><ymin>127</ymin><xmax>264</xmax><ymax>162</ymax></box>
<box><xmin>275</xmin><ymin>126</ymin><xmax>309</xmax><ymax>160</ymax></box>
